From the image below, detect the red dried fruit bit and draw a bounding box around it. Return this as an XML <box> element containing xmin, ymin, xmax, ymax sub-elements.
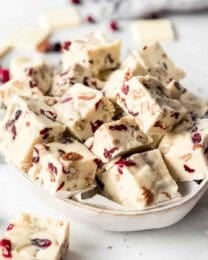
<box><xmin>115</xmin><ymin>158</ymin><xmax>136</xmax><ymax>174</ymax></box>
<box><xmin>62</xmin><ymin>41</ymin><xmax>71</xmax><ymax>51</ymax></box>
<box><xmin>32</xmin><ymin>147</ymin><xmax>40</xmax><ymax>164</ymax></box>
<box><xmin>11</xmin><ymin>125</ymin><xmax>17</xmax><ymax>140</ymax></box>
<box><xmin>39</xmin><ymin>128</ymin><xmax>52</xmax><ymax>139</ymax></box>
<box><xmin>103</xmin><ymin>147</ymin><xmax>118</xmax><ymax>159</ymax></box>
<box><xmin>6</xmin><ymin>224</ymin><xmax>14</xmax><ymax>231</ymax></box>
<box><xmin>48</xmin><ymin>163</ymin><xmax>58</xmax><ymax>175</ymax></box>
<box><xmin>60</xmin><ymin>97</ymin><xmax>73</xmax><ymax>104</ymax></box>
<box><xmin>0</xmin><ymin>68</ymin><xmax>10</xmax><ymax>83</ymax></box>
<box><xmin>86</xmin><ymin>15</ymin><xmax>96</xmax><ymax>23</ymax></box>
<box><xmin>62</xmin><ymin>165</ymin><xmax>71</xmax><ymax>174</ymax></box>
<box><xmin>0</xmin><ymin>238</ymin><xmax>12</xmax><ymax>258</ymax></box>
<box><xmin>29</xmin><ymin>80</ymin><xmax>38</xmax><ymax>88</ymax></box>
<box><xmin>170</xmin><ymin>111</ymin><xmax>179</xmax><ymax>119</ymax></box>
<box><xmin>191</xmin><ymin>133</ymin><xmax>202</xmax><ymax>144</ymax></box>
<box><xmin>184</xmin><ymin>164</ymin><xmax>195</xmax><ymax>173</ymax></box>
<box><xmin>95</xmin><ymin>99</ymin><xmax>102</xmax><ymax>110</ymax></box>
<box><xmin>90</xmin><ymin>120</ymin><xmax>103</xmax><ymax>133</ymax></box>
<box><xmin>93</xmin><ymin>158</ymin><xmax>103</xmax><ymax>169</ymax></box>
<box><xmin>40</xmin><ymin>109</ymin><xmax>57</xmax><ymax>122</ymax></box>
<box><xmin>109</xmin><ymin>20</ymin><xmax>119</xmax><ymax>31</ymax></box>
<box><xmin>109</xmin><ymin>124</ymin><xmax>128</xmax><ymax>131</ymax></box>
<box><xmin>70</xmin><ymin>0</ymin><xmax>81</xmax><ymax>4</ymax></box>
<box><xmin>15</xmin><ymin>110</ymin><xmax>22</xmax><ymax>121</ymax></box>
<box><xmin>154</xmin><ymin>121</ymin><xmax>166</xmax><ymax>129</ymax></box>
<box><xmin>57</xmin><ymin>181</ymin><xmax>65</xmax><ymax>191</ymax></box>
<box><xmin>31</xmin><ymin>238</ymin><xmax>52</xmax><ymax>248</ymax></box>
<box><xmin>127</xmin><ymin>109</ymin><xmax>139</xmax><ymax>117</ymax></box>
<box><xmin>121</xmin><ymin>84</ymin><xmax>129</xmax><ymax>95</ymax></box>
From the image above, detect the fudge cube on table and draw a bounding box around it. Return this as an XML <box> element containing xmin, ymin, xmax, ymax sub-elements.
<box><xmin>98</xmin><ymin>149</ymin><xmax>180</xmax><ymax>209</ymax></box>
<box><xmin>89</xmin><ymin>116</ymin><xmax>152</xmax><ymax>163</ymax></box>
<box><xmin>116</xmin><ymin>75</ymin><xmax>186</xmax><ymax>135</ymax></box>
<box><xmin>0</xmin><ymin>213</ymin><xmax>69</xmax><ymax>260</ymax></box>
<box><xmin>28</xmin><ymin>139</ymin><xmax>98</xmax><ymax>193</ymax></box>
<box><xmin>0</xmin><ymin>77</ymin><xmax>43</xmax><ymax>107</ymax></box>
<box><xmin>159</xmin><ymin>118</ymin><xmax>208</xmax><ymax>181</ymax></box>
<box><xmin>10</xmin><ymin>56</ymin><xmax>52</xmax><ymax>94</ymax></box>
<box><xmin>54</xmin><ymin>84</ymin><xmax>115</xmax><ymax>141</ymax></box>
<box><xmin>62</xmin><ymin>32</ymin><xmax>121</xmax><ymax>76</ymax></box>
<box><xmin>167</xmin><ymin>80</ymin><xmax>208</xmax><ymax>117</ymax></box>
<box><xmin>0</xmin><ymin>96</ymin><xmax>65</xmax><ymax>172</ymax></box>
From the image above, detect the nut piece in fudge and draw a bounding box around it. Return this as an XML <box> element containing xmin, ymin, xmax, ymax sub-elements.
<box><xmin>159</xmin><ymin>118</ymin><xmax>208</xmax><ymax>181</ymax></box>
<box><xmin>89</xmin><ymin>116</ymin><xmax>152</xmax><ymax>163</ymax></box>
<box><xmin>139</xmin><ymin>42</ymin><xmax>185</xmax><ymax>84</ymax></box>
<box><xmin>0</xmin><ymin>213</ymin><xmax>69</xmax><ymax>260</ymax></box>
<box><xmin>167</xmin><ymin>80</ymin><xmax>208</xmax><ymax>117</ymax></box>
<box><xmin>0</xmin><ymin>96</ymin><xmax>65</xmax><ymax>172</ymax></box>
<box><xmin>28</xmin><ymin>139</ymin><xmax>98</xmax><ymax>193</ymax></box>
<box><xmin>62</xmin><ymin>32</ymin><xmax>121</xmax><ymax>76</ymax></box>
<box><xmin>10</xmin><ymin>56</ymin><xmax>52</xmax><ymax>94</ymax></box>
<box><xmin>54</xmin><ymin>84</ymin><xmax>115</xmax><ymax>141</ymax></box>
<box><xmin>0</xmin><ymin>77</ymin><xmax>43</xmax><ymax>107</ymax></box>
<box><xmin>117</xmin><ymin>75</ymin><xmax>187</xmax><ymax>135</ymax></box>
<box><xmin>50</xmin><ymin>63</ymin><xmax>104</xmax><ymax>97</ymax></box>
<box><xmin>98</xmin><ymin>149</ymin><xmax>180</xmax><ymax>209</ymax></box>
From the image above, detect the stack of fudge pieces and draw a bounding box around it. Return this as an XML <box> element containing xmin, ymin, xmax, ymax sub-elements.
<box><xmin>0</xmin><ymin>32</ymin><xmax>208</xmax><ymax>211</ymax></box>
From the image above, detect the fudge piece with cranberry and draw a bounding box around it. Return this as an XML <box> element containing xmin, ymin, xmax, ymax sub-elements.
<box><xmin>89</xmin><ymin>116</ymin><xmax>152</xmax><ymax>163</ymax></box>
<box><xmin>159</xmin><ymin>118</ymin><xmax>208</xmax><ymax>181</ymax></box>
<box><xmin>116</xmin><ymin>75</ymin><xmax>186</xmax><ymax>135</ymax></box>
<box><xmin>0</xmin><ymin>213</ymin><xmax>69</xmax><ymax>260</ymax></box>
<box><xmin>98</xmin><ymin>149</ymin><xmax>180</xmax><ymax>209</ymax></box>
<box><xmin>28</xmin><ymin>138</ymin><xmax>97</xmax><ymax>193</ymax></box>
<box><xmin>10</xmin><ymin>56</ymin><xmax>52</xmax><ymax>94</ymax></box>
<box><xmin>62</xmin><ymin>32</ymin><xmax>121</xmax><ymax>76</ymax></box>
<box><xmin>0</xmin><ymin>96</ymin><xmax>65</xmax><ymax>172</ymax></box>
<box><xmin>54</xmin><ymin>84</ymin><xmax>115</xmax><ymax>141</ymax></box>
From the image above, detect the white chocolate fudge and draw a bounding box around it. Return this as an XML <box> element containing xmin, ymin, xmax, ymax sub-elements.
<box><xmin>51</xmin><ymin>63</ymin><xmax>104</xmax><ymax>97</ymax></box>
<box><xmin>0</xmin><ymin>96</ymin><xmax>65</xmax><ymax>172</ymax></box>
<box><xmin>167</xmin><ymin>80</ymin><xmax>208</xmax><ymax>117</ymax></box>
<box><xmin>98</xmin><ymin>149</ymin><xmax>180</xmax><ymax>209</ymax></box>
<box><xmin>10</xmin><ymin>57</ymin><xmax>52</xmax><ymax>94</ymax></box>
<box><xmin>28</xmin><ymin>139</ymin><xmax>97</xmax><ymax>193</ymax></box>
<box><xmin>62</xmin><ymin>32</ymin><xmax>121</xmax><ymax>76</ymax></box>
<box><xmin>117</xmin><ymin>75</ymin><xmax>186</xmax><ymax>135</ymax></box>
<box><xmin>54</xmin><ymin>84</ymin><xmax>115</xmax><ymax>141</ymax></box>
<box><xmin>0</xmin><ymin>213</ymin><xmax>69</xmax><ymax>260</ymax></box>
<box><xmin>90</xmin><ymin>116</ymin><xmax>152</xmax><ymax>162</ymax></box>
<box><xmin>159</xmin><ymin>118</ymin><xmax>208</xmax><ymax>181</ymax></box>
<box><xmin>0</xmin><ymin>77</ymin><xmax>43</xmax><ymax>107</ymax></box>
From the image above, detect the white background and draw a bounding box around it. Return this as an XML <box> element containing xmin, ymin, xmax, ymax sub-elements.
<box><xmin>1</xmin><ymin>1</ymin><xmax>208</xmax><ymax>259</ymax></box>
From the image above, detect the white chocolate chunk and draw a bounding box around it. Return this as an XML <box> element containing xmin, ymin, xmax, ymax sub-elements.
<box><xmin>0</xmin><ymin>213</ymin><xmax>69</xmax><ymax>260</ymax></box>
<box><xmin>0</xmin><ymin>77</ymin><xmax>43</xmax><ymax>107</ymax></box>
<box><xmin>167</xmin><ymin>80</ymin><xmax>208</xmax><ymax>117</ymax></box>
<box><xmin>28</xmin><ymin>139</ymin><xmax>97</xmax><ymax>193</ymax></box>
<box><xmin>90</xmin><ymin>116</ymin><xmax>152</xmax><ymax>162</ymax></box>
<box><xmin>10</xmin><ymin>57</ymin><xmax>52</xmax><ymax>94</ymax></box>
<box><xmin>98</xmin><ymin>149</ymin><xmax>180</xmax><ymax>209</ymax></box>
<box><xmin>131</xmin><ymin>19</ymin><xmax>175</xmax><ymax>44</ymax></box>
<box><xmin>39</xmin><ymin>7</ymin><xmax>80</xmax><ymax>31</ymax></box>
<box><xmin>54</xmin><ymin>84</ymin><xmax>114</xmax><ymax>141</ymax></box>
<box><xmin>117</xmin><ymin>75</ymin><xmax>186</xmax><ymax>135</ymax></box>
<box><xmin>159</xmin><ymin>118</ymin><xmax>208</xmax><ymax>181</ymax></box>
<box><xmin>0</xmin><ymin>96</ymin><xmax>65</xmax><ymax>172</ymax></box>
<box><xmin>62</xmin><ymin>32</ymin><xmax>121</xmax><ymax>76</ymax></box>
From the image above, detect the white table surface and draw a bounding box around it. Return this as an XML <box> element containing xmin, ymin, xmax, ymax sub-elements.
<box><xmin>1</xmin><ymin>1</ymin><xmax>208</xmax><ymax>260</ymax></box>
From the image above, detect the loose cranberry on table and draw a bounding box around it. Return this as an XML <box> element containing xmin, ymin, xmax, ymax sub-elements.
<box><xmin>70</xmin><ymin>0</ymin><xmax>81</xmax><ymax>4</ymax></box>
<box><xmin>109</xmin><ymin>20</ymin><xmax>120</xmax><ymax>31</ymax></box>
<box><xmin>0</xmin><ymin>68</ymin><xmax>10</xmax><ymax>83</ymax></box>
<box><xmin>86</xmin><ymin>15</ymin><xmax>96</xmax><ymax>24</ymax></box>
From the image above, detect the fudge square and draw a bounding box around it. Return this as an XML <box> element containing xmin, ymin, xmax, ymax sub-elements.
<box><xmin>98</xmin><ymin>149</ymin><xmax>180</xmax><ymax>209</ymax></box>
<box><xmin>0</xmin><ymin>213</ymin><xmax>69</xmax><ymax>260</ymax></box>
<box><xmin>0</xmin><ymin>96</ymin><xmax>65</xmax><ymax>172</ymax></box>
<box><xmin>54</xmin><ymin>83</ymin><xmax>115</xmax><ymax>141</ymax></box>
<box><xmin>28</xmin><ymin>139</ymin><xmax>98</xmax><ymax>193</ymax></box>
<box><xmin>89</xmin><ymin>116</ymin><xmax>152</xmax><ymax>163</ymax></box>
<box><xmin>116</xmin><ymin>75</ymin><xmax>186</xmax><ymax>135</ymax></box>
<box><xmin>159</xmin><ymin>118</ymin><xmax>208</xmax><ymax>182</ymax></box>
<box><xmin>10</xmin><ymin>56</ymin><xmax>52</xmax><ymax>94</ymax></box>
<box><xmin>62</xmin><ymin>32</ymin><xmax>121</xmax><ymax>76</ymax></box>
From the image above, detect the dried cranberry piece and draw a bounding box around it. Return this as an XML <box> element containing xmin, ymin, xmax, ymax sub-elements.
<box><xmin>184</xmin><ymin>164</ymin><xmax>195</xmax><ymax>173</ymax></box>
<box><xmin>109</xmin><ymin>124</ymin><xmax>128</xmax><ymax>131</ymax></box>
<box><xmin>103</xmin><ymin>147</ymin><xmax>118</xmax><ymax>160</ymax></box>
<box><xmin>95</xmin><ymin>99</ymin><xmax>102</xmax><ymax>110</ymax></box>
<box><xmin>57</xmin><ymin>181</ymin><xmax>65</xmax><ymax>191</ymax></box>
<box><xmin>32</xmin><ymin>147</ymin><xmax>40</xmax><ymax>164</ymax></box>
<box><xmin>60</xmin><ymin>97</ymin><xmax>73</xmax><ymax>103</ymax></box>
<box><xmin>6</xmin><ymin>224</ymin><xmax>14</xmax><ymax>231</ymax></box>
<box><xmin>191</xmin><ymin>133</ymin><xmax>202</xmax><ymax>144</ymax></box>
<box><xmin>0</xmin><ymin>68</ymin><xmax>10</xmax><ymax>83</ymax></box>
<box><xmin>62</xmin><ymin>165</ymin><xmax>71</xmax><ymax>174</ymax></box>
<box><xmin>29</xmin><ymin>80</ymin><xmax>38</xmax><ymax>88</ymax></box>
<box><xmin>121</xmin><ymin>84</ymin><xmax>129</xmax><ymax>95</ymax></box>
<box><xmin>24</xmin><ymin>67</ymin><xmax>33</xmax><ymax>76</ymax></box>
<box><xmin>48</xmin><ymin>163</ymin><xmax>58</xmax><ymax>175</ymax></box>
<box><xmin>86</xmin><ymin>15</ymin><xmax>96</xmax><ymax>23</ymax></box>
<box><xmin>115</xmin><ymin>158</ymin><xmax>136</xmax><ymax>174</ymax></box>
<box><xmin>127</xmin><ymin>109</ymin><xmax>139</xmax><ymax>117</ymax></box>
<box><xmin>93</xmin><ymin>158</ymin><xmax>103</xmax><ymax>169</ymax></box>
<box><xmin>15</xmin><ymin>110</ymin><xmax>22</xmax><ymax>121</ymax></box>
<box><xmin>31</xmin><ymin>238</ymin><xmax>52</xmax><ymax>248</ymax></box>
<box><xmin>109</xmin><ymin>20</ymin><xmax>119</xmax><ymax>31</ymax></box>
<box><xmin>70</xmin><ymin>0</ymin><xmax>81</xmax><ymax>4</ymax></box>
<box><xmin>0</xmin><ymin>238</ymin><xmax>12</xmax><ymax>258</ymax></box>
<box><xmin>170</xmin><ymin>111</ymin><xmax>179</xmax><ymax>119</ymax></box>
<box><xmin>60</xmin><ymin>137</ymin><xmax>73</xmax><ymax>144</ymax></box>
<box><xmin>40</xmin><ymin>109</ymin><xmax>57</xmax><ymax>122</ymax></box>
<box><xmin>154</xmin><ymin>121</ymin><xmax>166</xmax><ymax>129</ymax></box>
<box><xmin>11</xmin><ymin>125</ymin><xmax>17</xmax><ymax>140</ymax></box>
<box><xmin>90</xmin><ymin>120</ymin><xmax>103</xmax><ymax>133</ymax></box>
<box><xmin>62</xmin><ymin>41</ymin><xmax>71</xmax><ymax>51</ymax></box>
<box><xmin>39</xmin><ymin>128</ymin><xmax>52</xmax><ymax>139</ymax></box>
